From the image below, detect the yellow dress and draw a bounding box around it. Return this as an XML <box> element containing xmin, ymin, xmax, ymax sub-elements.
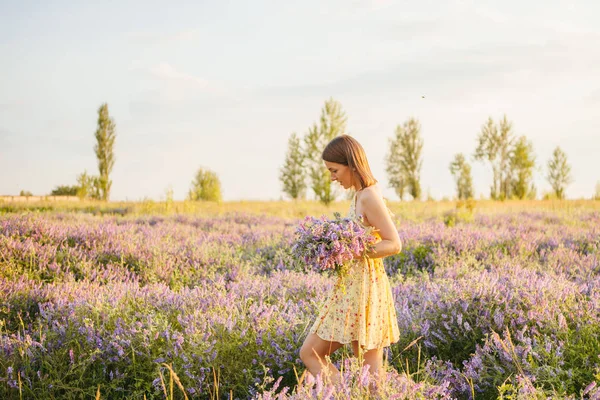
<box><xmin>309</xmin><ymin>192</ymin><xmax>401</xmax><ymax>351</ymax></box>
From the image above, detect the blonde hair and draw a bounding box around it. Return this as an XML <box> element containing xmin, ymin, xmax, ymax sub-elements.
<box><xmin>322</xmin><ymin>135</ymin><xmax>377</xmax><ymax>190</ymax></box>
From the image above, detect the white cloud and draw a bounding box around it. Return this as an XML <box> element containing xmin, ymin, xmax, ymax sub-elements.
<box><xmin>128</xmin><ymin>62</ymin><xmax>234</xmax><ymax>108</ymax></box>
<box><xmin>149</xmin><ymin>63</ymin><xmax>211</xmax><ymax>89</ymax></box>
<box><xmin>126</xmin><ymin>62</ymin><xmax>246</xmax><ymax>120</ymax></box>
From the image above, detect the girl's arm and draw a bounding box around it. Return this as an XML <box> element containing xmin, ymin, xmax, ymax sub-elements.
<box><xmin>356</xmin><ymin>189</ymin><xmax>402</xmax><ymax>259</ymax></box>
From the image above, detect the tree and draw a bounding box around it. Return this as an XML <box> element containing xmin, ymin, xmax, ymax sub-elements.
<box><xmin>76</xmin><ymin>170</ymin><xmax>101</xmax><ymax>200</ymax></box>
<box><xmin>280</xmin><ymin>132</ymin><xmax>307</xmax><ymax>200</ymax></box>
<box><xmin>386</xmin><ymin>118</ymin><xmax>423</xmax><ymax>200</ymax></box>
<box><xmin>94</xmin><ymin>103</ymin><xmax>116</xmax><ymax>201</ymax></box>
<box><xmin>304</xmin><ymin>98</ymin><xmax>347</xmax><ymax>205</ymax></box>
<box><xmin>474</xmin><ymin>115</ymin><xmax>516</xmax><ymax>200</ymax></box>
<box><xmin>50</xmin><ymin>185</ymin><xmax>79</xmax><ymax>196</ymax></box>
<box><xmin>449</xmin><ymin>153</ymin><xmax>474</xmax><ymax>200</ymax></box>
<box><xmin>546</xmin><ymin>146</ymin><xmax>573</xmax><ymax>199</ymax></box>
<box><xmin>496</xmin><ymin>116</ymin><xmax>515</xmax><ymax>199</ymax></box>
<box><xmin>594</xmin><ymin>182</ymin><xmax>600</xmax><ymax>200</ymax></box>
<box><xmin>385</xmin><ymin>137</ymin><xmax>407</xmax><ymax>201</ymax></box>
<box><xmin>188</xmin><ymin>167</ymin><xmax>222</xmax><ymax>202</ymax></box>
<box><xmin>19</xmin><ymin>190</ymin><xmax>33</xmax><ymax>197</ymax></box>
<box><xmin>509</xmin><ymin>136</ymin><xmax>536</xmax><ymax>199</ymax></box>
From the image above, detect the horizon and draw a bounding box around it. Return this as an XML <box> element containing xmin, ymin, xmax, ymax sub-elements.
<box><xmin>1</xmin><ymin>1</ymin><xmax>599</xmax><ymax>201</ymax></box>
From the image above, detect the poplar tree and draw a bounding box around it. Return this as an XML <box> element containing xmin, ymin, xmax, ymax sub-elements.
<box><xmin>280</xmin><ymin>132</ymin><xmax>307</xmax><ymax>200</ymax></box>
<box><xmin>94</xmin><ymin>103</ymin><xmax>116</xmax><ymax>201</ymax></box>
<box><xmin>386</xmin><ymin>118</ymin><xmax>423</xmax><ymax>200</ymax></box>
<box><xmin>474</xmin><ymin>115</ymin><xmax>515</xmax><ymax>200</ymax></box>
<box><xmin>304</xmin><ymin>98</ymin><xmax>347</xmax><ymax>205</ymax></box>
<box><xmin>449</xmin><ymin>153</ymin><xmax>474</xmax><ymax>199</ymax></box>
<box><xmin>546</xmin><ymin>147</ymin><xmax>573</xmax><ymax>199</ymax></box>
<box><xmin>509</xmin><ymin>136</ymin><xmax>536</xmax><ymax>199</ymax></box>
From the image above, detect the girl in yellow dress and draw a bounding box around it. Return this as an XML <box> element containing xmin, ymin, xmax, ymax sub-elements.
<box><xmin>299</xmin><ymin>134</ymin><xmax>402</xmax><ymax>386</ymax></box>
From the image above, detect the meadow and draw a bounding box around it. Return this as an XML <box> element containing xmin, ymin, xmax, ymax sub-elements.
<box><xmin>1</xmin><ymin>199</ymin><xmax>599</xmax><ymax>399</ymax></box>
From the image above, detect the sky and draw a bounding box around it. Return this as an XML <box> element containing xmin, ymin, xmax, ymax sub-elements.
<box><xmin>1</xmin><ymin>0</ymin><xmax>599</xmax><ymax>201</ymax></box>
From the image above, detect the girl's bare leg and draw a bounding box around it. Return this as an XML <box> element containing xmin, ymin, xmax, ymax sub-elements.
<box><xmin>352</xmin><ymin>341</ymin><xmax>384</xmax><ymax>392</ymax></box>
<box><xmin>300</xmin><ymin>333</ymin><xmax>344</xmax><ymax>384</ymax></box>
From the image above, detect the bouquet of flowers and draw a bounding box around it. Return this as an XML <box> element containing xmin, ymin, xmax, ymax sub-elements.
<box><xmin>292</xmin><ymin>212</ymin><xmax>377</xmax><ymax>291</ymax></box>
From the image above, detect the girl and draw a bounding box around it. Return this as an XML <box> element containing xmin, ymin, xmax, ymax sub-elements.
<box><xmin>299</xmin><ymin>134</ymin><xmax>402</xmax><ymax>388</ymax></box>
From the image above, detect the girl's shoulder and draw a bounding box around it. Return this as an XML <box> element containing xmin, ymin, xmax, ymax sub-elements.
<box><xmin>357</xmin><ymin>184</ymin><xmax>382</xmax><ymax>201</ymax></box>
<box><xmin>357</xmin><ymin>184</ymin><xmax>395</xmax><ymax>217</ymax></box>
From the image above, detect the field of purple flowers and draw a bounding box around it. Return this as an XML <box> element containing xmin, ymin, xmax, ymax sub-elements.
<box><xmin>1</xmin><ymin>208</ymin><xmax>600</xmax><ymax>399</ymax></box>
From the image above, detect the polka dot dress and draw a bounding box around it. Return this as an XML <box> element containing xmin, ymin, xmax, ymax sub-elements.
<box><xmin>309</xmin><ymin>192</ymin><xmax>400</xmax><ymax>351</ymax></box>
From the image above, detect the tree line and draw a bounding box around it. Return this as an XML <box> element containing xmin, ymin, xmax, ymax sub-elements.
<box><xmin>280</xmin><ymin>98</ymin><xmax>585</xmax><ymax>203</ymax></box>
<box><xmin>40</xmin><ymin>99</ymin><xmax>595</xmax><ymax>203</ymax></box>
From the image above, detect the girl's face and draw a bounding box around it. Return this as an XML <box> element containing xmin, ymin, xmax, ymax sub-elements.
<box><xmin>324</xmin><ymin>161</ymin><xmax>355</xmax><ymax>190</ymax></box>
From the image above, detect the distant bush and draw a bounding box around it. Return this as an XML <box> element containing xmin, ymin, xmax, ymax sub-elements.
<box><xmin>443</xmin><ymin>199</ymin><xmax>476</xmax><ymax>227</ymax></box>
<box><xmin>50</xmin><ymin>185</ymin><xmax>79</xmax><ymax>196</ymax></box>
<box><xmin>188</xmin><ymin>167</ymin><xmax>222</xmax><ymax>202</ymax></box>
